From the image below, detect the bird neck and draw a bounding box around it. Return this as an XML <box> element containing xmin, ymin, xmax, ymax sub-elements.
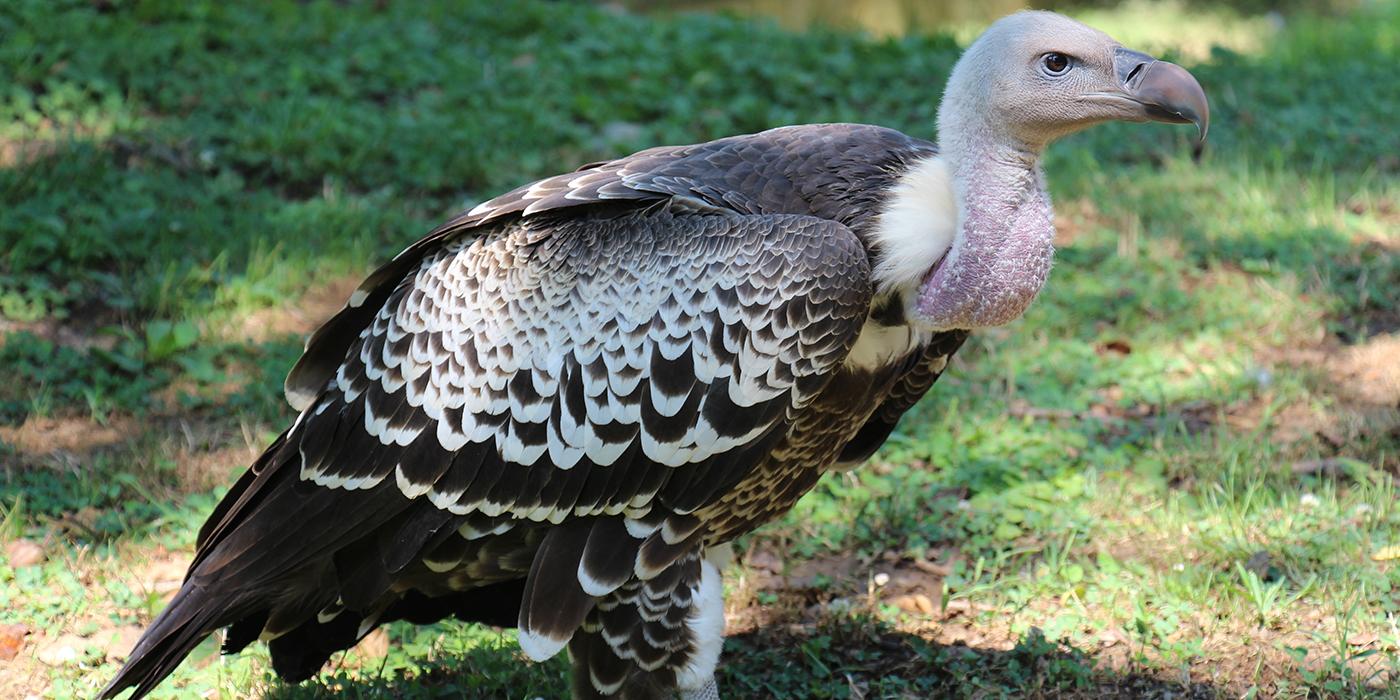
<box><xmin>910</xmin><ymin>114</ymin><xmax>1056</xmax><ymax>330</ymax></box>
<box><xmin>946</xmin><ymin>136</ymin><xmax>1045</xmax><ymax>227</ymax></box>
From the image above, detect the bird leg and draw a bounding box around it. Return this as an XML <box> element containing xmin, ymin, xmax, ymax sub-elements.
<box><xmin>675</xmin><ymin>678</ymin><xmax>720</xmax><ymax>700</ymax></box>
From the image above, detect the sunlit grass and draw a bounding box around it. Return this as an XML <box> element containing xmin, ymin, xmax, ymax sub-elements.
<box><xmin>1067</xmin><ymin>0</ymin><xmax>1281</xmax><ymax>60</ymax></box>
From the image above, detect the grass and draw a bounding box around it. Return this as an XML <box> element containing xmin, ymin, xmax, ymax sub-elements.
<box><xmin>1</xmin><ymin>0</ymin><xmax>1398</xmax><ymax>698</ymax></box>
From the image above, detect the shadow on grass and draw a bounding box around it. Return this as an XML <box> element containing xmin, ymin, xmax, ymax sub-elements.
<box><xmin>256</xmin><ymin>618</ymin><xmax>1217</xmax><ymax>700</ymax></box>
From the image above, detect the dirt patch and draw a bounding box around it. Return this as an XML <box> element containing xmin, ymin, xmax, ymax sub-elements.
<box><xmin>0</xmin><ymin>415</ymin><xmax>135</xmax><ymax>465</ymax></box>
<box><xmin>0</xmin><ymin>316</ymin><xmax>121</xmax><ymax>353</ymax></box>
<box><xmin>1328</xmin><ymin>334</ymin><xmax>1400</xmax><ymax>407</ymax></box>
<box><xmin>137</xmin><ymin>548</ymin><xmax>194</xmax><ymax>603</ymax></box>
<box><xmin>172</xmin><ymin>442</ymin><xmax>259</xmax><ymax>494</ymax></box>
<box><xmin>724</xmin><ymin>551</ymin><xmax>1395</xmax><ymax>699</ymax></box>
<box><xmin>0</xmin><ymin>137</ymin><xmax>61</xmax><ymax>169</ymax></box>
<box><xmin>1246</xmin><ymin>332</ymin><xmax>1400</xmax><ymax>471</ymax></box>
<box><xmin>0</xmin><ymin>542</ymin><xmax>199</xmax><ymax>699</ymax></box>
<box><xmin>1</xmin><ymin>412</ymin><xmax>264</xmax><ymax>507</ymax></box>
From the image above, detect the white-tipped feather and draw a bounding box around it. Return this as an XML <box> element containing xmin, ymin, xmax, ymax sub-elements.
<box><xmin>578</xmin><ymin>560</ymin><xmax>625</xmax><ymax>597</ymax></box>
<box><xmin>590</xmin><ymin>667</ymin><xmax>625</xmax><ymax>695</ymax></box>
<box><xmin>843</xmin><ymin>321</ymin><xmax>925</xmax><ymax>372</ymax></box>
<box><xmin>394</xmin><ymin>464</ymin><xmax>434</xmax><ymax>499</ymax></box>
<box><xmin>285</xmin><ymin>385</ymin><xmax>317</xmax><ymax>412</ymax></box>
<box><xmin>517</xmin><ymin>628</ymin><xmax>569</xmax><ymax>662</ymax></box>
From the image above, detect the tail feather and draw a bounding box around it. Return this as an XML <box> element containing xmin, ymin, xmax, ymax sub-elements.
<box><xmin>99</xmin><ymin>584</ymin><xmax>239</xmax><ymax>699</ymax></box>
<box><xmin>99</xmin><ymin>429</ymin><xmax>453</xmax><ymax>698</ymax></box>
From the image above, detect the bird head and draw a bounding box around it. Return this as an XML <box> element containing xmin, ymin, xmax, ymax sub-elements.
<box><xmin>938</xmin><ymin>11</ymin><xmax>1209</xmax><ymax>149</ymax></box>
<box><xmin>907</xmin><ymin>11</ymin><xmax>1208</xmax><ymax>332</ymax></box>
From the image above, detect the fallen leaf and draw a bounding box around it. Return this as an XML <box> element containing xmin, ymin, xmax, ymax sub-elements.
<box><xmin>4</xmin><ymin>539</ymin><xmax>45</xmax><ymax>568</ymax></box>
<box><xmin>917</xmin><ymin>594</ymin><xmax>936</xmax><ymax>615</ymax></box>
<box><xmin>1347</xmin><ymin>632</ymin><xmax>1379</xmax><ymax>647</ymax></box>
<box><xmin>1371</xmin><ymin>545</ymin><xmax>1400</xmax><ymax>561</ymax></box>
<box><xmin>1096</xmin><ymin>339</ymin><xmax>1132</xmax><ymax>356</ymax></box>
<box><xmin>0</xmin><ymin>623</ymin><xmax>29</xmax><ymax>661</ymax></box>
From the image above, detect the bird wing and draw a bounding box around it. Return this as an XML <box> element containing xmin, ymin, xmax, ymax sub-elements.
<box><xmin>834</xmin><ymin>330</ymin><xmax>969</xmax><ymax>468</ymax></box>
<box><xmin>103</xmin><ymin>200</ymin><xmax>872</xmax><ymax>699</ymax></box>
<box><xmin>291</xmin><ymin>204</ymin><xmax>872</xmax><ymax>519</ymax></box>
<box><xmin>284</xmin><ymin>122</ymin><xmax>929</xmax><ymax>409</ymax></box>
<box><xmin>284</xmin><ymin>138</ymin><xmax>769</xmax><ymax>409</ymax></box>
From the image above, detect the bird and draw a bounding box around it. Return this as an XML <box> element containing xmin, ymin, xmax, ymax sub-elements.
<box><xmin>103</xmin><ymin>11</ymin><xmax>1206</xmax><ymax>700</ymax></box>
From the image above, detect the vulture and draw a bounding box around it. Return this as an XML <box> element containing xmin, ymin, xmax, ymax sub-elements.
<box><xmin>104</xmin><ymin>11</ymin><xmax>1206</xmax><ymax>700</ymax></box>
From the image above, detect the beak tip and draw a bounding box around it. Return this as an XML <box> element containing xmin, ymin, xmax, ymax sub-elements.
<box><xmin>1127</xmin><ymin>56</ymin><xmax>1210</xmax><ymax>147</ymax></box>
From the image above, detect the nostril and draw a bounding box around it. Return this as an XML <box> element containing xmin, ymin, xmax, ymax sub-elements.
<box><xmin>1125</xmin><ymin>62</ymin><xmax>1147</xmax><ymax>84</ymax></box>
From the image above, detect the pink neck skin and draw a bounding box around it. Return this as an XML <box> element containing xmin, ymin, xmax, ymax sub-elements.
<box><xmin>913</xmin><ymin>140</ymin><xmax>1054</xmax><ymax>331</ymax></box>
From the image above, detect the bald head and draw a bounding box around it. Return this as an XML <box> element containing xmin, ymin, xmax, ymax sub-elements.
<box><xmin>909</xmin><ymin>11</ymin><xmax>1208</xmax><ymax>332</ymax></box>
<box><xmin>938</xmin><ymin>11</ymin><xmax>1208</xmax><ymax>150</ymax></box>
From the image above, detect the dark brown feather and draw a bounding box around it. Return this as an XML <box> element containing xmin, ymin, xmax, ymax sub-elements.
<box><xmin>519</xmin><ymin>522</ymin><xmax>597</xmax><ymax>646</ymax></box>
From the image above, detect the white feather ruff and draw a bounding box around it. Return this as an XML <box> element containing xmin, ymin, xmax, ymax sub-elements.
<box><xmin>868</xmin><ymin>155</ymin><xmax>957</xmax><ymax>297</ymax></box>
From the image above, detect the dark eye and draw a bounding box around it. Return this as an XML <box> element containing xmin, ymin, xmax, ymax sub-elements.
<box><xmin>1041</xmin><ymin>52</ymin><xmax>1071</xmax><ymax>76</ymax></box>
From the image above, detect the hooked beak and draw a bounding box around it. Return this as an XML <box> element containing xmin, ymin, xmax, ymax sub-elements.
<box><xmin>1104</xmin><ymin>47</ymin><xmax>1210</xmax><ymax>142</ymax></box>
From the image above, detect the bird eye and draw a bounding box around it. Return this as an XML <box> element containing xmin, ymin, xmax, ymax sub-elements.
<box><xmin>1041</xmin><ymin>52</ymin><xmax>1071</xmax><ymax>76</ymax></box>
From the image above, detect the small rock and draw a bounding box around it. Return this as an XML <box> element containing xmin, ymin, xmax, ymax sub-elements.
<box><xmin>0</xmin><ymin>623</ymin><xmax>29</xmax><ymax>661</ymax></box>
<box><xmin>1250</xmin><ymin>367</ymin><xmax>1273</xmax><ymax>387</ymax></box>
<box><xmin>37</xmin><ymin>634</ymin><xmax>88</xmax><ymax>666</ymax></box>
<box><xmin>145</xmin><ymin>558</ymin><xmax>190</xmax><ymax>584</ymax></box>
<box><xmin>1291</xmin><ymin>458</ymin><xmax>1360</xmax><ymax>478</ymax></box>
<box><xmin>943</xmin><ymin>598</ymin><xmax>971</xmax><ymax>615</ymax></box>
<box><xmin>891</xmin><ymin>593</ymin><xmax>936</xmax><ymax>616</ymax></box>
<box><xmin>145</xmin><ymin>557</ymin><xmax>192</xmax><ymax>599</ymax></box>
<box><xmin>825</xmin><ymin>597</ymin><xmax>854</xmax><ymax>615</ymax></box>
<box><xmin>1096</xmin><ymin>339</ymin><xmax>1132</xmax><ymax>356</ymax></box>
<box><xmin>4</xmin><ymin>539</ymin><xmax>45</xmax><ymax>568</ymax></box>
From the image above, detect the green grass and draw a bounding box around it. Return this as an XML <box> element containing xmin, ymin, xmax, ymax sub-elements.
<box><xmin>2</xmin><ymin>0</ymin><xmax>1398</xmax><ymax>698</ymax></box>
